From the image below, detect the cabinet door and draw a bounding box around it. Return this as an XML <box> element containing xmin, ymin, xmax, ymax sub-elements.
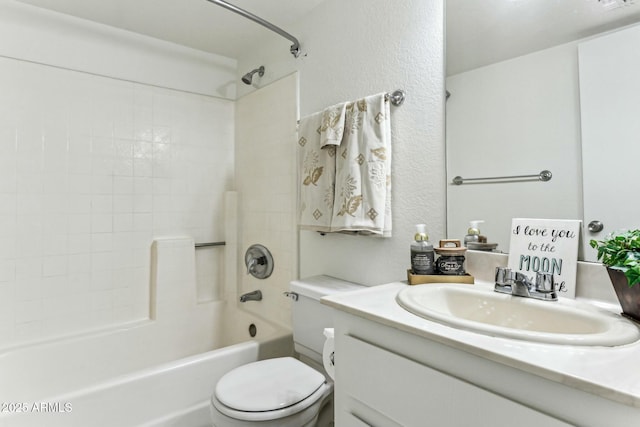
<box><xmin>336</xmin><ymin>334</ymin><xmax>571</xmax><ymax>427</ymax></box>
<box><xmin>579</xmin><ymin>25</ymin><xmax>640</xmax><ymax>260</ymax></box>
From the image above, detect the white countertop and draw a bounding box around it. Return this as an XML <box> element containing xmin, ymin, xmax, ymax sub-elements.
<box><xmin>321</xmin><ymin>281</ymin><xmax>640</xmax><ymax>408</ymax></box>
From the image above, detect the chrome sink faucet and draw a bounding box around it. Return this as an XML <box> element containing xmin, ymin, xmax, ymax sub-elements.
<box><xmin>494</xmin><ymin>267</ymin><xmax>558</xmax><ymax>301</ymax></box>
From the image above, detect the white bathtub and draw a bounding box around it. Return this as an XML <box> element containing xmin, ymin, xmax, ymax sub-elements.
<box><xmin>0</xmin><ymin>306</ymin><xmax>293</xmax><ymax>427</ymax></box>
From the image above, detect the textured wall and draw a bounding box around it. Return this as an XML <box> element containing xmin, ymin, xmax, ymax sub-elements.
<box><xmin>237</xmin><ymin>0</ymin><xmax>446</xmax><ymax>286</ymax></box>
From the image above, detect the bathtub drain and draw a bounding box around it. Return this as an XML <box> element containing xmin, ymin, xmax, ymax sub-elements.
<box><xmin>248</xmin><ymin>323</ymin><xmax>257</xmax><ymax>337</ymax></box>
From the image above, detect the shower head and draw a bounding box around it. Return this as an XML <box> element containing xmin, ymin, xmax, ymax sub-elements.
<box><xmin>242</xmin><ymin>66</ymin><xmax>265</xmax><ymax>85</ymax></box>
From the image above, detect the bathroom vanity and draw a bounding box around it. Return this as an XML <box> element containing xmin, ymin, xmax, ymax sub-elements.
<box><xmin>322</xmin><ymin>282</ymin><xmax>640</xmax><ymax>427</ymax></box>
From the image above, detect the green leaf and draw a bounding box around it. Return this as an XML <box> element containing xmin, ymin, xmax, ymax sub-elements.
<box><xmin>591</xmin><ymin>230</ymin><xmax>640</xmax><ymax>288</ymax></box>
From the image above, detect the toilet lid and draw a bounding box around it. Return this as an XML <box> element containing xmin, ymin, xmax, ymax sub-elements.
<box><xmin>215</xmin><ymin>357</ymin><xmax>326</xmax><ymax>412</ymax></box>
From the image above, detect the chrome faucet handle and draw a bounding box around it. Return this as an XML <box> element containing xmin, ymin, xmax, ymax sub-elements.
<box><xmin>246</xmin><ymin>257</ymin><xmax>257</xmax><ymax>275</ymax></box>
<box><xmin>495</xmin><ymin>267</ymin><xmax>513</xmax><ymax>285</ymax></box>
<box><xmin>535</xmin><ymin>272</ymin><xmax>555</xmax><ymax>293</ymax></box>
<box><xmin>494</xmin><ymin>267</ymin><xmax>514</xmax><ymax>294</ymax></box>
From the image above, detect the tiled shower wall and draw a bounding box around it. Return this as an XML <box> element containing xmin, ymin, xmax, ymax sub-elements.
<box><xmin>236</xmin><ymin>74</ymin><xmax>298</xmax><ymax>327</ymax></box>
<box><xmin>0</xmin><ymin>56</ymin><xmax>234</xmax><ymax>347</ymax></box>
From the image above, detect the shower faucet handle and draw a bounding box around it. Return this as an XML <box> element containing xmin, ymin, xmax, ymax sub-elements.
<box><xmin>244</xmin><ymin>244</ymin><xmax>274</xmax><ymax>279</ymax></box>
<box><xmin>246</xmin><ymin>257</ymin><xmax>257</xmax><ymax>275</ymax></box>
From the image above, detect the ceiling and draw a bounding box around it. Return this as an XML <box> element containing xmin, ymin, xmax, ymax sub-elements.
<box><xmin>14</xmin><ymin>0</ymin><xmax>326</xmax><ymax>59</ymax></box>
<box><xmin>14</xmin><ymin>0</ymin><xmax>640</xmax><ymax>73</ymax></box>
<box><xmin>447</xmin><ymin>0</ymin><xmax>640</xmax><ymax>75</ymax></box>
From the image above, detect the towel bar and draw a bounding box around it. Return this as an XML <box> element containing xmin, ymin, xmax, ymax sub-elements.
<box><xmin>195</xmin><ymin>241</ymin><xmax>226</xmax><ymax>248</ymax></box>
<box><xmin>452</xmin><ymin>170</ymin><xmax>552</xmax><ymax>185</ymax></box>
<box><xmin>386</xmin><ymin>89</ymin><xmax>405</xmax><ymax>106</ymax></box>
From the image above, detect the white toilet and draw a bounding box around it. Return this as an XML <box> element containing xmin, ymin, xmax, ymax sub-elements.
<box><xmin>209</xmin><ymin>275</ymin><xmax>363</xmax><ymax>427</ymax></box>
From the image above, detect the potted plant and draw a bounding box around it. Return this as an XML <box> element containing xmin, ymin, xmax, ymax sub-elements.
<box><xmin>590</xmin><ymin>229</ymin><xmax>640</xmax><ymax>322</ymax></box>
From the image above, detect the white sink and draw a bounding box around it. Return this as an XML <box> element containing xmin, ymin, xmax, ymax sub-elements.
<box><xmin>396</xmin><ymin>284</ymin><xmax>640</xmax><ymax>346</ymax></box>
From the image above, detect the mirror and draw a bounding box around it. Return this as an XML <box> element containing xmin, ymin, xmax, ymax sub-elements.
<box><xmin>445</xmin><ymin>0</ymin><xmax>640</xmax><ymax>261</ymax></box>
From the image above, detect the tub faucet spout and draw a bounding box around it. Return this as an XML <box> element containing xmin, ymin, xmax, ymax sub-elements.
<box><xmin>240</xmin><ymin>290</ymin><xmax>262</xmax><ymax>302</ymax></box>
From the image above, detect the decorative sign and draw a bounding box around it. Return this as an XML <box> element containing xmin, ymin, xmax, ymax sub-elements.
<box><xmin>508</xmin><ymin>218</ymin><xmax>582</xmax><ymax>298</ymax></box>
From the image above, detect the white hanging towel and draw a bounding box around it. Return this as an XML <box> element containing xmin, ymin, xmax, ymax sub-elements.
<box><xmin>331</xmin><ymin>93</ymin><xmax>392</xmax><ymax>236</ymax></box>
<box><xmin>297</xmin><ymin>103</ymin><xmax>347</xmax><ymax>232</ymax></box>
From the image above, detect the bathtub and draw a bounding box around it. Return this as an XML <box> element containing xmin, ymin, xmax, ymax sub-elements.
<box><xmin>0</xmin><ymin>306</ymin><xmax>293</xmax><ymax>427</ymax></box>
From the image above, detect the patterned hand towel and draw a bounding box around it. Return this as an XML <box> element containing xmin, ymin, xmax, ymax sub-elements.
<box><xmin>297</xmin><ymin>110</ymin><xmax>340</xmax><ymax>232</ymax></box>
<box><xmin>331</xmin><ymin>93</ymin><xmax>392</xmax><ymax>236</ymax></box>
<box><xmin>320</xmin><ymin>102</ymin><xmax>347</xmax><ymax>148</ymax></box>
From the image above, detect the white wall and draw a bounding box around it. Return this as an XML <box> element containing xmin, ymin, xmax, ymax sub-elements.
<box><xmin>0</xmin><ymin>3</ymin><xmax>235</xmax><ymax>347</ymax></box>
<box><xmin>579</xmin><ymin>24</ymin><xmax>640</xmax><ymax>261</ymax></box>
<box><xmin>235</xmin><ymin>74</ymin><xmax>299</xmax><ymax>327</ymax></box>
<box><xmin>237</xmin><ymin>0</ymin><xmax>446</xmax><ymax>286</ymax></box>
<box><xmin>0</xmin><ymin>1</ymin><xmax>236</xmax><ymax>98</ymax></box>
<box><xmin>446</xmin><ymin>42</ymin><xmax>583</xmax><ymax>254</ymax></box>
<box><xmin>0</xmin><ymin>0</ymin><xmax>447</xmax><ymax>343</ymax></box>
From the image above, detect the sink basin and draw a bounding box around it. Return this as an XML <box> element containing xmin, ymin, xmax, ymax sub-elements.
<box><xmin>396</xmin><ymin>284</ymin><xmax>640</xmax><ymax>346</ymax></box>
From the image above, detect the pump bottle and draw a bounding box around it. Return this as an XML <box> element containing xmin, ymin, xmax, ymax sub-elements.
<box><xmin>411</xmin><ymin>224</ymin><xmax>435</xmax><ymax>275</ymax></box>
<box><xmin>464</xmin><ymin>220</ymin><xmax>484</xmax><ymax>246</ymax></box>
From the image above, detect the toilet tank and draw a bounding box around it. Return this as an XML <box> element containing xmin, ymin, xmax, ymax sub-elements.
<box><xmin>290</xmin><ymin>275</ymin><xmax>364</xmax><ymax>363</ymax></box>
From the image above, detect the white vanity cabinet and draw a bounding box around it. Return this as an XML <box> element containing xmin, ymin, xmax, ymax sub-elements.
<box><xmin>330</xmin><ymin>305</ymin><xmax>640</xmax><ymax>427</ymax></box>
<box><xmin>336</xmin><ymin>331</ymin><xmax>570</xmax><ymax>426</ymax></box>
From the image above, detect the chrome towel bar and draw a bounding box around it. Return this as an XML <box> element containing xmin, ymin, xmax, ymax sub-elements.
<box><xmin>195</xmin><ymin>241</ymin><xmax>226</xmax><ymax>248</ymax></box>
<box><xmin>452</xmin><ymin>170</ymin><xmax>552</xmax><ymax>185</ymax></box>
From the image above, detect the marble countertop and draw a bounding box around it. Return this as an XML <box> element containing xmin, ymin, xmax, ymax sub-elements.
<box><xmin>321</xmin><ymin>281</ymin><xmax>640</xmax><ymax>408</ymax></box>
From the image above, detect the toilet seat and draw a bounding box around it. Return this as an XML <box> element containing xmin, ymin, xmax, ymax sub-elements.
<box><xmin>212</xmin><ymin>357</ymin><xmax>329</xmax><ymax>422</ymax></box>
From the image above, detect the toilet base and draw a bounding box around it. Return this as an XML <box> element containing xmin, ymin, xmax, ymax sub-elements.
<box><xmin>315</xmin><ymin>393</ymin><xmax>334</xmax><ymax>427</ymax></box>
<box><xmin>210</xmin><ymin>389</ymin><xmax>333</xmax><ymax>427</ymax></box>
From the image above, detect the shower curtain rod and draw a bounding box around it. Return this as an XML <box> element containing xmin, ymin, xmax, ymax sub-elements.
<box><xmin>204</xmin><ymin>0</ymin><xmax>301</xmax><ymax>58</ymax></box>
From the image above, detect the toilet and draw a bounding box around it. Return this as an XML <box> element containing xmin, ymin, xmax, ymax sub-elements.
<box><xmin>209</xmin><ymin>275</ymin><xmax>364</xmax><ymax>427</ymax></box>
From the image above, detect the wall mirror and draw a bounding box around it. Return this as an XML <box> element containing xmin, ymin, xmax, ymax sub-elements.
<box><xmin>445</xmin><ymin>0</ymin><xmax>640</xmax><ymax>262</ymax></box>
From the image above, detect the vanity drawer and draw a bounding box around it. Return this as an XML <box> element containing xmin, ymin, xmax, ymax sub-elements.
<box><xmin>337</xmin><ymin>334</ymin><xmax>572</xmax><ymax>427</ymax></box>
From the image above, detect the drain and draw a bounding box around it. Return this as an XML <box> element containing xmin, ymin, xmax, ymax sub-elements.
<box><xmin>248</xmin><ymin>323</ymin><xmax>257</xmax><ymax>337</ymax></box>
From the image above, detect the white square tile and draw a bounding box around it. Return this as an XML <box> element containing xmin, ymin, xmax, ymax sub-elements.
<box><xmin>68</xmin><ymin>254</ymin><xmax>91</xmax><ymax>274</ymax></box>
<box><xmin>91</xmin><ymin>195</ymin><xmax>113</xmax><ymax>213</ymax></box>
<box><xmin>0</xmin><ymin>61</ymin><xmax>238</xmax><ymax>341</ymax></box>
<box><xmin>113</xmin><ymin>177</ymin><xmax>134</xmax><ymax>194</ymax></box>
<box><xmin>68</xmin><ymin>215</ymin><xmax>91</xmax><ymax>235</ymax></box>
<box><xmin>114</xmin><ymin>195</ymin><xmax>134</xmax><ymax>213</ymax></box>
<box><xmin>91</xmin><ymin>214</ymin><xmax>113</xmax><ymax>233</ymax></box>
<box><xmin>43</xmin><ymin>255</ymin><xmax>68</xmax><ymax>277</ymax></box>
<box><xmin>43</xmin><ymin>233</ymin><xmax>69</xmax><ymax>255</ymax></box>
<box><xmin>0</xmin><ymin>260</ymin><xmax>16</xmax><ymax>282</ymax></box>
<box><xmin>91</xmin><ymin>252</ymin><xmax>114</xmax><ymax>273</ymax></box>
<box><xmin>92</xmin><ymin>175</ymin><xmax>114</xmax><ymax>194</ymax></box>
<box><xmin>91</xmin><ymin>233</ymin><xmax>113</xmax><ymax>252</ymax></box>
<box><xmin>113</xmin><ymin>213</ymin><xmax>134</xmax><ymax>232</ymax></box>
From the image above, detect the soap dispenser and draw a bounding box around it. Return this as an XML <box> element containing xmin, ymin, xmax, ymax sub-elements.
<box><xmin>411</xmin><ymin>224</ymin><xmax>435</xmax><ymax>275</ymax></box>
<box><xmin>464</xmin><ymin>220</ymin><xmax>484</xmax><ymax>247</ymax></box>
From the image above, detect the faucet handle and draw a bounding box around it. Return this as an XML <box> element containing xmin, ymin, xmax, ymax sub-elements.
<box><xmin>535</xmin><ymin>272</ymin><xmax>555</xmax><ymax>293</ymax></box>
<box><xmin>495</xmin><ymin>267</ymin><xmax>513</xmax><ymax>285</ymax></box>
<box><xmin>246</xmin><ymin>258</ymin><xmax>257</xmax><ymax>275</ymax></box>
